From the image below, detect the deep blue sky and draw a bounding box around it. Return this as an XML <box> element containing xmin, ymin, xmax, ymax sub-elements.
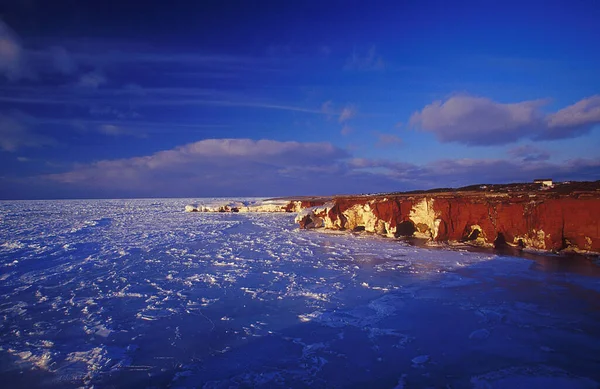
<box><xmin>1</xmin><ymin>0</ymin><xmax>599</xmax><ymax>199</ymax></box>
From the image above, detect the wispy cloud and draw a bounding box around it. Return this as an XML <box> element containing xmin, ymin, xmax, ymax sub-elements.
<box><xmin>409</xmin><ymin>94</ymin><xmax>600</xmax><ymax>146</ymax></box>
<box><xmin>0</xmin><ymin>84</ymin><xmax>328</xmax><ymax>115</ymax></box>
<box><xmin>341</xmin><ymin>125</ymin><xmax>353</xmax><ymax>136</ymax></box>
<box><xmin>30</xmin><ymin>116</ymin><xmax>227</xmax><ymax>134</ymax></box>
<box><xmin>316</xmin><ymin>102</ymin><xmax>360</xmax><ymax>135</ymax></box>
<box><xmin>97</xmin><ymin>124</ymin><xmax>142</xmax><ymax>137</ymax></box>
<box><xmin>344</xmin><ymin>46</ymin><xmax>385</xmax><ymax>71</ymax></box>
<box><xmin>266</xmin><ymin>44</ymin><xmax>292</xmax><ymax>57</ymax></box>
<box><xmin>69</xmin><ymin>50</ymin><xmax>263</xmax><ymax>67</ymax></box>
<box><xmin>508</xmin><ymin>144</ymin><xmax>550</xmax><ymax>162</ymax></box>
<box><xmin>89</xmin><ymin>105</ymin><xmax>141</xmax><ymax>120</ymax></box>
<box><xmin>321</xmin><ymin>100</ymin><xmax>334</xmax><ymax>116</ymax></box>
<box><xmin>2</xmin><ymin>17</ymin><xmax>275</xmax><ymax>90</ymax></box>
<box><xmin>319</xmin><ymin>45</ymin><xmax>332</xmax><ymax>56</ymax></box>
<box><xmin>1</xmin><ymin>19</ymin><xmax>83</xmax><ymax>80</ymax></box>
<box><xmin>217</xmin><ymin>101</ymin><xmax>325</xmax><ymax>114</ymax></box>
<box><xmin>49</xmin><ymin>46</ymin><xmax>77</xmax><ymax>75</ymax></box>
<box><xmin>339</xmin><ymin>104</ymin><xmax>357</xmax><ymax>123</ymax></box>
<box><xmin>0</xmin><ymin>85</ymin><xmax>221</xmax><ymax>105</ymax></box>
<box><xmin>0</xmin><ymin>112</ymin><xmax>55</xmax><ymax>151</ymax></box>
<box><xmin>77</xmin><ymin>71</ymin><xmax>107</xmax><ymax>88</ymax></box>
<box><xmin>375</xmin><ymin>133</ymin><xmax>403</xmax><ymax>148</ymax></box>
<box><xmin>0</xmin><ymin>19</ymin><xmax>25</xmax><ymax>80</ymax></box>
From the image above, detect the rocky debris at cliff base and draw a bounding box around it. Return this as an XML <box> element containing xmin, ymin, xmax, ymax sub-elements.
<box><xmin>294</xmin><ymin>204</ymin><xmax>334</xmax><ymax>229</ymax></box>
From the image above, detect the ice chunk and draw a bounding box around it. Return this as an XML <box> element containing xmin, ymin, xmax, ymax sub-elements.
<box><xmin>411</xmin><ymin>355</ymin><xmax>429</xmax><ymax>364</ymax></box>
<box><xmin>469</xmin><ymin>328</ymin><xmax>491</xmax><ymax>340</ymax></box>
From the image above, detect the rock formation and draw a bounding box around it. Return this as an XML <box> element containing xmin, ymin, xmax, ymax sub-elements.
<box><xmin>185</xmin><ymin>199</ymin><xmax>327</xmax><ymax>214</ymax></box>
<box><xmin>295</xmin><ymin>182</ymin><xmax>600</xmax><ymax>255</ymax></box>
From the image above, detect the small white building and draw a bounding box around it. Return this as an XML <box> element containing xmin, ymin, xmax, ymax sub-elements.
<box><xmin>534</xmin><ymin>178</ymin><xmax>553</xmax><ymax>187</ymax></box>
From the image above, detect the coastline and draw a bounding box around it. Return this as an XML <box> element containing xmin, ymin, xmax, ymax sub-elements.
<box><xmin>187</xmin><ymin>180</ymin><xmax>600</xmax><ymax>257</ymax></box>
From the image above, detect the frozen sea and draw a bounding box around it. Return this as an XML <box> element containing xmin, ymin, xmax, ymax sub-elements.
<box><xmin>1</xmin><ymin>199</ymin><xmax>600</xmax><ymax>389</ymax></box>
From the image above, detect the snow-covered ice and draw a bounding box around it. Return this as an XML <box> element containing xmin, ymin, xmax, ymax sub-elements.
<box><xmin>1</xmin><ymin>198</ymin><xmax>599</xmax><ymax>388</ymax></box>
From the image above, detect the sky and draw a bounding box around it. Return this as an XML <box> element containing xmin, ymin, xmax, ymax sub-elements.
<box><xmin>0</xmin><ymin>0</ymin><xmax>599</xmax><ymax>199</ymax></box>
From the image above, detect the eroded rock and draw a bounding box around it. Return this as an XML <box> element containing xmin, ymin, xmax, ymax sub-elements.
<box><xmin>295</xmin><ymin>183</ymin><xmax>600</xmax><ymax>255</ymax></box>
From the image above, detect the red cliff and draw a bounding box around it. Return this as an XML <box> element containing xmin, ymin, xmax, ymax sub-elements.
<box><xmin>295</xmin><ymin>181</ymin><xmax>600</xmax><ymax>255</ymax></box>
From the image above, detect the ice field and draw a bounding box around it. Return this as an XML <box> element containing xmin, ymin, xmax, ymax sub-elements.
<box><xmin>1</xmin><ymin>199</ymin><xmax>599</xmax><ymax>388</ymax></box>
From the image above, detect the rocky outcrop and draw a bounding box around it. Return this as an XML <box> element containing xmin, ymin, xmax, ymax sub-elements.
<box><xmin>185</xmin><ymin>199</ymin><xmax>328</xmax><ymax>214</ymax></box>
<box><xmin>296</xmin><ymin>182</ymin><xmax>600</xmax><ymax>255</ymax></box>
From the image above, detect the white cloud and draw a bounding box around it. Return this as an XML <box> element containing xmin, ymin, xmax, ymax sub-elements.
<box><xmin>409</xmin><ymin>94</ymin><xmax>600</xmax><ymax>145</ymax></box>
<box><xmin>41</xmin><ymin>136</ymin><xmax>600</xmax><ymax>198</ymax></box>
<box><xmin>546</xmin><ymin>95</ymin><xmax>600</xmax><ymax>139</ymax></box>
<box><xmin>46</xmin><ymin>139</ymin><xmax>350</xmax><ymax>194</ymax></box>
<box><xmin>3</xmin><ymin>132</ymin><xmax>590</xmax><ymax>199</ymax></box>
<box><xmin>409</xmin><ymin>95</ymin><xmax>546</xmax><ymax>145</ymax></box>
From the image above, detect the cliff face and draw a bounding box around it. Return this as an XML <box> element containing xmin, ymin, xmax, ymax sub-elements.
<box><xmin>296</xmin><ymin>191</ymin><xmax>600</xmax><ymax>254</ymax></box>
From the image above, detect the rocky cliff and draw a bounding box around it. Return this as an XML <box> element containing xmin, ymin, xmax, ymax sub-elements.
<box><xmin>295</xmin><ymin>182</ymin><xmax>600</xmax><ymax>255</ymax></box>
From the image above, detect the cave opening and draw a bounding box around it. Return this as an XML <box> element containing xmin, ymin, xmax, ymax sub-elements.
<box><xmin>353</xmin><ymin>226</ymin><xmax>366</xmax><ymax>232</ymax></box>
<box><xmin>466</xmin><ymin>228</ymin><xmax>481</xmax><ymax>241</ymax></box>
<box><xmin>395</xmin><ymin>221</ymin><xmax>416</xmax><ymax>237</ymax></box>
<box><xmin>297</xmin><ymin>215</ymin><xmax>313</xmax><ymax>229</ymax></box>
<box><xmin>494</xmin><ymin>232</ymin><xmax>507</xmax><ymax>248</ymax></box>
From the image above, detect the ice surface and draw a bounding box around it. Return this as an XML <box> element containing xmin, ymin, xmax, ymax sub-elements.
<box><xmin>1</xmin><ymin>198</ymin><xmax>599</xmax><ymax>388</ymax></box>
